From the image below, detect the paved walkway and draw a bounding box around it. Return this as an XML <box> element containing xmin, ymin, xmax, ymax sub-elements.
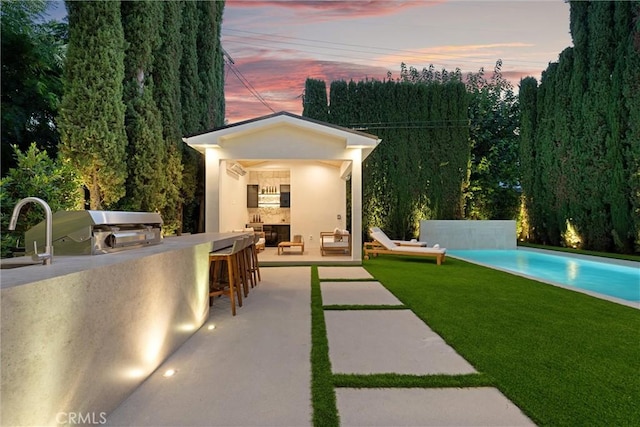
<box><xmin>106</xmin><ymin>266</ymin><xmax>533</xmax><ymax>426</ymax></box>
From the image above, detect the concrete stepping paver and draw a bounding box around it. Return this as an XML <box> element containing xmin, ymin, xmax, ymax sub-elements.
<box><xmin>325</xmin><ymin>310</ymin><xmax>476</xmax><ymax>374</ymax></box>
<box><xmin>336</xmin><ymin>388</ymin><xmax>535</xmax><ymax>426</ymax></box>
<box><xmin>321</xmin><ymin>281</ymin><xmax>403</xmax><ymax>306</ymax></box>
<box><xmin>318</xmin><ymin>266</ymin><xmax>373</xmax><ymax>280</ymax></box>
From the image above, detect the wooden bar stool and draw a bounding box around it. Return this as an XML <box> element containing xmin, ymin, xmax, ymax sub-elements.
<box><xmin>250</xmin><ymin>233</ymin><xmax>261</xmax><ymax>283</ymax></box>
<box><xmin>236</xmin><ymin>235</ymin><xmax>252</xmax><ymax>297</ymax></box>
<box><xmin>209</xmin><ymin>239</ymin><xmax>243</xmax><ymax>316</ymax></box>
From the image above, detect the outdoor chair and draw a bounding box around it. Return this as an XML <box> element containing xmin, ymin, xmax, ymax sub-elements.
<box><xmin>320</xmin><ymin>228</ymin><xmax>352</xmax><ymax>256</ymax></box>
<box><xmin>369</xmin><ymin>227</ymin><xmax>428</xmax><ymax>247</ymax></box>
<box><xmin>365</xmin><ymin>228</ymin><xmax>446</xmax><ymax>265</ymax></box>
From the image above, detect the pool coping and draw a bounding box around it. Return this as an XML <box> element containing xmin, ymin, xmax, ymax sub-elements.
<box><xmin>448</xmin><ymin>247</ymin><xmax>639</xmax><ymax>310</ymax></box>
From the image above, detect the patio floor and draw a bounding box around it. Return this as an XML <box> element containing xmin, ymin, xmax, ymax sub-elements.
<box><xmin>257</xmin><ymin>246</ymin><xmax>360</xmax><ymax>266</ymax></box>
<box><xmin>105</xmin><ymin>266</ymin><xmax>534</xmax><ymax>426</ymax></box>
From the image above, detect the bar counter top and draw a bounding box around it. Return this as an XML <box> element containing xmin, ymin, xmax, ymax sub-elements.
<box><xmin>0</xmin><ymin>232</ymin><xmax>242</xmax><ymax>289</ymax></box>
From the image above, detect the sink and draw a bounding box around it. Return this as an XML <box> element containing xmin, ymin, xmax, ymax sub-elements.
<box><xmin>0</xmin><ymin>259</ymin><xmax>42</xmax><ymax>269</ymax></box>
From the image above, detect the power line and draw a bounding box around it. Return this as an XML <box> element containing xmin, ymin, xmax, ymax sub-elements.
<box><xmin>224</xmin><ymin>56</ymin><xmax>276</xmax><ymax>113</ymax></box>
<box><xmin>222</xmin><ymin>27</ymin><xmax>546</xmax><ymax>69</ymax></box>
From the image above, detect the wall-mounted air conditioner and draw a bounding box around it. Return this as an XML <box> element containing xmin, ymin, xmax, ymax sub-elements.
<box><xmin>226</xmin><ymin>162</ymin><xmax>247</xmax><ymax>176</ymax></box>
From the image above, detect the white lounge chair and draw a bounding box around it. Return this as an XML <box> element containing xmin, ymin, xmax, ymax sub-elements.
<box><xmin>365</xmin><ymin>228</ymin><xmax>446</xmax><ymax>265</ymax></box>
<box><xmin>369</xmin><ymin>227</ymin><xmax>428</xmax><ymax>247</ymax></box>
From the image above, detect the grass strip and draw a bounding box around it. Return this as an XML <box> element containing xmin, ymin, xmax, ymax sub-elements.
<box><xmin>364</xmin><ymin>256</ymin><xmax>640</xmax><ymax>426</ymax></box>
<box><xmin>318</xmin><ymin>278</ymin><xmax>378</xmax><ymax>282</ymax></box>
<box><xmin>310</xmin><ymin>265</ymin><xmax>339</xmax><ymax>427</ymax></box>
<box><xmin>333</xmin><ymin>373</ymin><xmax>495</xmax><ymax>389</ymax></box>
<box><xmin>518</xmin><ymin>242</ymin><xmax>640</xmax><ymax>262</ymax></box>
<box><xmin>323</xmin><ymin>304</ymin><xmax>407</xmax><ymax>310</ymax></box>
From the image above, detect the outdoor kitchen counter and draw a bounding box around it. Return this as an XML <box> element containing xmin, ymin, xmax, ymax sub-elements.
<box><xmin>0</xmin><ymin>232</ymin><xmax>241</xmax><ymax>289</ymax></box>
<box><xmin>0</xmin><ymin>232</ymin><xmax>245</xmax><ymax>427</ymax></box>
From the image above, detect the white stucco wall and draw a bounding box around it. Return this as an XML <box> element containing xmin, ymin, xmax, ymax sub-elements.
<box><xmin>218</xmin><ymin>160</ymin><xmax>248</xmax><ymax>232</ymax></box>
<box><xmin>419</xmin><ymin>220</ymin><xmax>517</xmax><ymax>249</ymax></box>
<box><xmin>290</xmin><ymin>161</ymin><xmax>346</xmax><ymax>249</ymax></box>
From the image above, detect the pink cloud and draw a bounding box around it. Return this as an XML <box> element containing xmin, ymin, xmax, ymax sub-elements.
<box><xmin>224</xmin><ymin>58</ymin><xmax>391</xmax><ymax>122</ymax></box>
<box><xmin>226</xmin><ymin>0</ymin><xmax>442</xmax><ymax>18</ymax></box>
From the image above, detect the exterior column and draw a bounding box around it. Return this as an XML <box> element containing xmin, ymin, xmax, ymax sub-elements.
<box><xmin>350</xmin><ymin>149</ymin><xmax>363</xmax><ymax>261</ymax></box>
<box><xmin>205</xmin><ymin>148</ymin><xmax>220</xmax><ymax>232</ymax></box>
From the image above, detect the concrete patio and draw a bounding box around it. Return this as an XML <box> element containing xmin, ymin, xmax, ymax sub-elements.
<box><xmin>105</xmin><ymin>266</ymin><xmax>534</xmax><ymax>426</ymax></box>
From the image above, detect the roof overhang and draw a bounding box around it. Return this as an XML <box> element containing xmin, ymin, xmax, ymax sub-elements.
<box><xmin>182</xmin><ymin>111</ymin><xmax>381</xmax><ymax>161</ymax></box>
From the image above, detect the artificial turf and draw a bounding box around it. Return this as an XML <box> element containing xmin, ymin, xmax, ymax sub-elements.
<box><xmin>362</xmin><ymin>256</ymin><xmax>640</xmax><ymax>426</ymax></box>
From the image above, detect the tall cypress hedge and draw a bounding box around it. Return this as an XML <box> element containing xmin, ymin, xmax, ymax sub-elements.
<box><xmin>120</xmin><ymin>0</ymin><xmax>166</xmax><ymax>212</ymax></box>
<box><xmin>152</xmin><ymin>0</ymin><xmax>184</xmax><ymax>233</ymax></box>
<box><xmin>305</xmin><ymin>78</ymin><xmax>469</xmax><ymax>240</ymax></box>
<box><xmin>59</xmin><ymin>0</ymin><xmax>127</xmax><ymax>209</ymax></box>
<box><xmin>519</xmin><ymin>0</ymin><xmax>639</xmax><ymax>253</ymax></box>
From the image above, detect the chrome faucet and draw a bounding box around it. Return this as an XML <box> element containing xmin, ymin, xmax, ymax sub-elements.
<box><xmin>8</xmin><ymin>197</ymin><xmax>53</xmax><ymax>265</ymax></box>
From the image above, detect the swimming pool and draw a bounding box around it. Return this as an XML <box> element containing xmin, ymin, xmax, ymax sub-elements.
<box><xmin>448</xmin><ymin>249</ymin><xmax>640</xmax><ymax>306</ymax></box>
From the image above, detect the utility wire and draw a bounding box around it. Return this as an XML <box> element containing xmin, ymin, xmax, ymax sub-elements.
<box><xmin>223</xmin><ymin>27</ymin><xmax>545</xmax><ymax>69</ymax></box>
<box><xmin>224</xmin><ymin>58</ymin><xmax>276</xmax><ymax>113</ymax></box>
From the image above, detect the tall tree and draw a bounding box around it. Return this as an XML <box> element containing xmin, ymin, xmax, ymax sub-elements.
<box><xmin>302</xmin><ymin>78</ymin><xmax>328</xmax><ymax>121</ymax></box>
<box><xmin>197</xmin><ymin>0</ymin><xmax>225</xmax><ymax>129</ymax></box>
<box><xmin>119</xmin><ymin>0</ymin><xmax>166</xmax><ymax>212</ymax></box>
<box><xmin>153</xmin><ymin>0</ymin><xmax>185</xmax><ymax>233</ymax></box>
<box><xmin>518</xmin><ymin>76</ymin><xmax>538</xmax><ymax>241</ymax></box>
<box><xmin>519</xmin><ymin>0</ymin><xmax>639</xmax><ymax>253</ymax></box>
<box><xmin>59</xmin><ymin>0</ymin><xmax>127</xmax><ymax>209</ymax></box>
<box><xmin>464</xmin><ymin>61</ymin><xmax>520</xmax><ymax>220</ymax></box>
<box><xmin>1</xmin><ymin>0</ymin><xmax>66</xmax><ymax>174</ymax></box>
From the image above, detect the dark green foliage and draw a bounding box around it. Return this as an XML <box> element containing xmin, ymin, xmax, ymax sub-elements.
<box><xmin>517</xmin><ymin>76</ymin><xmax>537</xmax><ymax>241</ymax></box>
<box><xmin>519</xmin><ymin>0</ymin><xmax>639</xmax><ymax>253</ymax></box>
<box><xmin>0</xmin><ymin>144</ymin><xmax>83</xmax><ymax>257</ymax></box>
<box><xmin>59</xmin><ymin>0</ymin><xmax>127</xmax><ymax>209</ymax></box>
<box><xmin>180</xmin><ymin>1</ymin><xmax>202</xmax><ymax>136</ymax></box>
<box><xmin>119</xmin><ymin>0</ymin><xmax>166</xmax><ymax>213</ymax></box>
<box><xmin>153</xmin><ymin>0</ymin><xmax>185</xmax><ymax>233</ymax></box>
<box><xmin>303</xmin><ymin>79</ymin><xmax>328</xmax><ymax>121</ymax></box>
<box><xmin>1</xmin><ymin>0</ymin><xmax>66</xmax><ymax>175</ymax></box>
<box><xmin>306</xmin><ymin>78</ymin><xmax>469</xmax><ymax>240</ymax></box>
<box><xmin>197</xmin><ymin>0</ymin><xmax>225</xmax><ymax>129</ymax></box>
<box><xmin>624</xmin><ymin>3</ymin><xmax>640</xmax><ymax>252</ymax></box>
<box><xmin>465</xmin><ymin>61</ymin><xmax>520</xmax><ymax>220</ymax></box>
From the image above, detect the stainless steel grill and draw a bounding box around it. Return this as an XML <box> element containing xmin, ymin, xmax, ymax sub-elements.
<box><xmin>25</xmin><ymin>211</ymin><xmax>163</xmax><ymax>255</ymax></box>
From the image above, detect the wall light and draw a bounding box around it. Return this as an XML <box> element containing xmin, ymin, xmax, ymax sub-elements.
<box><xmin>162</xmin><ymin>369</ymin><xmax>177</xmax><ymax>378</ymax></box>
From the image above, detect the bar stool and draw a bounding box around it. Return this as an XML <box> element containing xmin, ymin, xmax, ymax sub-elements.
<box><xmin>250</xmin><ymin>233</ymin><xmax>262</xmax><ymax>283</ymax></box>
<box><xmin>236</xmin><ymin>235</ymin><xmax>253</xmax><ymax>297</ymax></box>
<box><xmin>209</xmin><ymin>239</ymin><xmax>243</xmax><ymax>316</ymax></box>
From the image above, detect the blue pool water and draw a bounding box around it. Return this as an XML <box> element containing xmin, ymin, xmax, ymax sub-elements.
<box><xmin>448</xmin><ymin>249</ymin><xmax>640</xmax><ymax>304</ymax></box>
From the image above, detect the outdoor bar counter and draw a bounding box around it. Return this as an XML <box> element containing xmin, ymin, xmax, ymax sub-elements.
<box><xmin>1</xmin><ymin>232</ymin><xmax>243</xmax><ymax>427</ymax></box>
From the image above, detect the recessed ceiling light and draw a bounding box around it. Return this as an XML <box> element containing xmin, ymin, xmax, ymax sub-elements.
<box><xmin>208</xmin><ymin>324</ymin><xmax>216</xmax><ymax>330</ymax></box>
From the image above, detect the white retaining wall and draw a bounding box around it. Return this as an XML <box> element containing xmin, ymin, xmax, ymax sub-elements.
<box><xmin>419</xmin><ymin>220</ymin><xmax>517</xmax><ymax>250</ymax></box>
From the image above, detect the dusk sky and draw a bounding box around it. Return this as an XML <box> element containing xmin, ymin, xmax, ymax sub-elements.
<box><xmin>46</xmin><ymin>0</ymin><xmax>573</xmax><ymax>124</ymax></box>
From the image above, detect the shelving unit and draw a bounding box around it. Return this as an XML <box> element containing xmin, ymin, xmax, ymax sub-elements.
<box><xmin>258</xmin><ymin>193</ymin><xmax>280</xmax><ymax>207</ymax></box>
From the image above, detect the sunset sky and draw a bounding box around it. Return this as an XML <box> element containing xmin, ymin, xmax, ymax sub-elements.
<box><xmin>221</xmin><ymin>0</ymin><xmax>572</xmax><ymax>123</ymax></box>
<box><xmin>46</xmin><ymin>0</ymin><xmax>573</xmax><ymax>124</ymax></box>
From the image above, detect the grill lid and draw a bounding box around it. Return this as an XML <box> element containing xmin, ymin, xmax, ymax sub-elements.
<box><xmin>24</xmin><ymin>210</ymin><xmax>163</xmax><ymax>255</ymax></box>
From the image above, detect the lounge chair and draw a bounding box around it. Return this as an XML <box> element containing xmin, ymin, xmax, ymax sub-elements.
<box><xmin>365</xmin><ymin>228</ymin><xmax>446</xmax><ymax>265</ymax></box>
<box><xmin>369</xmin><ymin>227</ymin><xmax>428</xmax><ymax>247</ymax></box>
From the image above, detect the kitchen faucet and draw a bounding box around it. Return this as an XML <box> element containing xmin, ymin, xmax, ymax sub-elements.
<box><xmin>8</xmin><ymin>197</ymin><xmax>53</xmax><ymax>265</ymax></box>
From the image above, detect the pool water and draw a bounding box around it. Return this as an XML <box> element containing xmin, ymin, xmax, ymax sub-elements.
<box><xmin>448</xmin><ymin>249</ymin><xmax>640</xmax><ymax>304</ymax></box>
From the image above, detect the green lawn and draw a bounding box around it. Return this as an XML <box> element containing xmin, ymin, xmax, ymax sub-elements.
<box><xmin>360</xmin><ymin>256</ymin><xmax>640</xmax><ymax>426</ymax></box>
